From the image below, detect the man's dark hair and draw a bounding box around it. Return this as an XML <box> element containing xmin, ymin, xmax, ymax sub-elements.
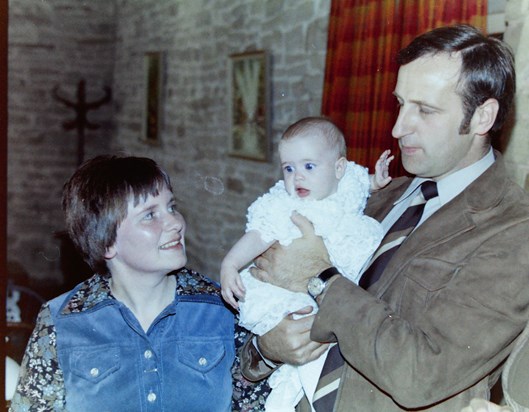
<box><xmin>62</xmin><ymin>155</ymin><xmax>173</xmax><ymax>275</ymax></box>
<box><xmin>397</xmin><ymin>24</ymin><xmax>515</xmax><ymax>137</ymax></box>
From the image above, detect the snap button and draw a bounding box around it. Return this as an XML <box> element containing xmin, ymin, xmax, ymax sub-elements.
<box><xmin>90</xmin><ymin>368</ymin><xmax>99</xmax><ymax>377</ymax></box>
<box><xmin>147</xmin><ymin>391</ymin><xmax>157</xmax><ymax>403</ymax></box>
<box><xmin>198</xmin><ymin>357</ymin><xmax>207</xmax><ymax>366</ymax></box>
<box><xmin>144</xmin><ymin>350</ymin><xmax>153</xmax><ymax>359</ymax></box>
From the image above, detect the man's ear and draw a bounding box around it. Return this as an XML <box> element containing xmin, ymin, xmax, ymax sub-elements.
<box><xmin>473</xmin><ymin>98</ymin><xmax>499</xmax><ymax>136</ymax></box>
<box><xmin>335</xmin><ymin>157</ymin><xmax>347</xmax><ymax>179</ymax></box>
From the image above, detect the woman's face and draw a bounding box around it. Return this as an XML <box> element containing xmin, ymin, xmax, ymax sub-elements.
<box><xmin>105</xmin><ymin>185</ymin><xmax>187</xmax><ymax>278</ymax></box>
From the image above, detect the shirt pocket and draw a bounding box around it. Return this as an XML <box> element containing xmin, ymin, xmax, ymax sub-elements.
<box><xmin>69</xmin><ymin>346</ymin><xmax>121</xmax><ymax>383</ymax></box>
<box><xmin>178</xmin><ymin>340</ymin><xmax>226</xmax><ymax>373</ymax></box>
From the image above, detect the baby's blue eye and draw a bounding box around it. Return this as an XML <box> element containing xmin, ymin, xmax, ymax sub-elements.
<box><xmin>305</xmin><ymin>163</ymin><xmax>315</xmax><ymax>170</ymax></box>
<box><xmin>284</xmin><ymin>165</ymin><xmax>294</xmax><ymax>173</ymax></box>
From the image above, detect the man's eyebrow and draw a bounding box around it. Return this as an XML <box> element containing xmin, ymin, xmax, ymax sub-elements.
<box><xmin>392</xmin><ymin>92</ymin><xmax>440</xmax><ymax>109</ymax></box>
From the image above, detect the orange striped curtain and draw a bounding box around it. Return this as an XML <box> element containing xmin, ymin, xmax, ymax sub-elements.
<box><xmin>322</xmin><ymin>0</ymin><xmax>487</xmax><ymax>176</ymax></box>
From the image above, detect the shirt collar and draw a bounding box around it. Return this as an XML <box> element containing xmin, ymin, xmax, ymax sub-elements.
<box><xmin>61</xmin><ymin>273</ymin><xmax>114</xmax><ymax>315</ymax></box>
<box><xmin>394</xmin><ymin>147</ymin><xmax>495</xmax><ymax>206</ymax></box>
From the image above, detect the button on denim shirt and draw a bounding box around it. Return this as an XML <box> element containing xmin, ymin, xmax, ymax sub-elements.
<box><xmin>11</xmin><ymin>268</ymin><xmax>234</xmax><ymax>412</ymax></box>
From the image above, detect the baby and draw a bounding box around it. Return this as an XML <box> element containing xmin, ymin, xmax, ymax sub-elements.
<box><xmin>221</xmin><ymin>116</ymin><xmax>392</xmax><ymax>411</ymax></box>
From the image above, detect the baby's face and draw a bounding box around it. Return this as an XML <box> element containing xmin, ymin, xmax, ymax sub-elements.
<box><xmin>279</xmin><ymin>132</ymin><xmax>344</xmax><ymax>200</ymax></box>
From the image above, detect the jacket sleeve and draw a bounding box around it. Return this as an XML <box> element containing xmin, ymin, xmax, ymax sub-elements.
<box><xmin>238</xmin><ymin>333</ymin><xmax>277</xmax><ymax>382</ymax></box>
<box><xmin>311</xmin><ymin>215</ymin><xmax>529</xmax><ymax>409</ymax></box>
<box><xmin>9</xmin><ymin>304</ymin><xmax>66</xmax><ymax>412</ymax></box>
<box><xmin>232</xmin><ymin>324</ymin><xmax>272</xmax><ymax>411</ymax></box>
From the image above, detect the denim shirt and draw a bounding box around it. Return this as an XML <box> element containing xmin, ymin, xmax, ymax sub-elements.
<box><xmin>11</xmin><ymin>268</ymin><xmax>235</xmax><ymax>412</ymax></box>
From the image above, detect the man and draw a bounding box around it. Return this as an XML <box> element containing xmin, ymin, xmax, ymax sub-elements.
<box><xmin>241</xmin><ymin>25</ymin><xmax>529</xmax><ymax>411</ymax></box>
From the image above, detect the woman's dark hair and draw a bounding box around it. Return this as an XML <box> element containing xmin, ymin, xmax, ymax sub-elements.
<box><xmin>62</xmin><ymin>155</ymin><xmax>173</xmax><ymax>275</ymax></box>
<box><xmin>397</xmin><ymin>24</ymin><xmax>515</xmax><ymax>137</ymax></box>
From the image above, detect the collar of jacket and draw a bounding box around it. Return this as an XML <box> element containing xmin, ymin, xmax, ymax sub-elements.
<box><xmin>366</xmin><ymin>150</ymin><xmax>507</xmax><ymax>220</ymax></box>
<box><xmin>59</xmin><ymin>268</ymin><xmax>221</xmax><ymax>315</ymax></box>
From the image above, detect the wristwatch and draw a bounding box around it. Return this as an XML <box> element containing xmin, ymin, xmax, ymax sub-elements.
<box><xmin>307</xmin><ymin>266</ymin><xmax>340</xmax><ymax>298</ymax></box>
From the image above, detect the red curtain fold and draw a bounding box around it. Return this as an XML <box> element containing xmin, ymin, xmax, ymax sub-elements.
<box><xmin>322</xmin><ymin>0</ymin><xmax>487</xmax><ymax>176</ymax></box>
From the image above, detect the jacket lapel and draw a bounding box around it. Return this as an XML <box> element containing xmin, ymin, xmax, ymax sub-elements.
<box><xmin>366</xmin><ymin>152</ymin><xmax>507</xmax><ymax>296</ymax></box>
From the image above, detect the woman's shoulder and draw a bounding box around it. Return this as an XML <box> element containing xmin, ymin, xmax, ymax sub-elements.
<box><xmin>173</xmin><ymin>267</ymin><xmax>222</xmax><ymax>298</ymax></box>
<box><xmin>48</xmin><ymin>273</ymin><xmax>111</xmax><ymax>316</ymax></box>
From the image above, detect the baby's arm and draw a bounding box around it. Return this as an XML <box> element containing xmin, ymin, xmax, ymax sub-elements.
<box><xmin>221</xmin><ymin>230</ymin><xmax>273</xmax><ymax>309</ymax></box>
<box><xmin>370</xmin><ymin>149</ymin><xmax>394</xmax><ymax>191</ymax></box>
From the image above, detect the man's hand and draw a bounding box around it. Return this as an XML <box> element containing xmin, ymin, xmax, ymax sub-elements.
<box><xmin>250</xmin><ymin>213</ymin><xmax>331</xmax><ymax>292</ymax></box>
<box><xmin>258</xmin><ymin>306</ymin><xmax>329</xmax><ymax>365</ymax></box>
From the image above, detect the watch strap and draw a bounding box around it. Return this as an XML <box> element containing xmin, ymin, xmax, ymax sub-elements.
<box><xmin>318</xmin><ymin>266</ymin><xmax>340</xmax><ymax>282</ymax></box>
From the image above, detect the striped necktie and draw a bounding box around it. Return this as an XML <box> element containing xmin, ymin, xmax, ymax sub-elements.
<box><xmin>359</xmin><ymin>180</ymin><xmax>438</xmax><ymax>289</ymax></box>
<box><xmin>312</xmin><ymin>180</ymin><xmax>438</xmax><ymax>411</ymax></box>
<box><xmin>312</xmin><ymin>344</ymin><xmax>343</xmax><ymax>411</ymax></box>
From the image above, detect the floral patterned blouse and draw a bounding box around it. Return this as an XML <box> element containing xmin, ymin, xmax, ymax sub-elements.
<box><xmin>10</xmin><ymin>268</ymin><xmax>270</xmax><ymax>411</ymax></box>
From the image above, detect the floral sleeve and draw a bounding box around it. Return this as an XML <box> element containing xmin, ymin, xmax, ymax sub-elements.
<box><xmin>232</xmin><ymin>322</ymin><xmax>270</xmax><ymax>411</ymax></box>
<box><xmin>9</xmin><ymin>304</ymin><xmax>66</xmax><ymax>412</ymax></box>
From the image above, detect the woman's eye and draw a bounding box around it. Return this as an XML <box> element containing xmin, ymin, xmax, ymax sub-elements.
<box><xmin>168</xmin><ymin>204</ymin><xmax>177</xmax><ymax>214</ymax></box>
<box><xmin>143</xmin><ymin>212</ymin><xmax>155</xmax><ymax>220</ymax></box>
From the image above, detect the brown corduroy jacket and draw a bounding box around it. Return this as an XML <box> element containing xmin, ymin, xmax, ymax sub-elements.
<box><xmin>243</xmin><ymin>153</ymin><xmax>529</xmax><ymax>411</ymax></box>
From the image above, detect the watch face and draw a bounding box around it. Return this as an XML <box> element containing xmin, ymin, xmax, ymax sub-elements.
<box><xmin>308</xmin><ymin>277</ymin><xmax>325</xmax><ymax>298</ymax></box>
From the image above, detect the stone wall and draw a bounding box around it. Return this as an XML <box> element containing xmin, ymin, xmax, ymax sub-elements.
<box><xmin>8</xmin><ymin>0</ymin><xmax>116</xmax><ymax>292</ymax></box>
<box><xmin>8</xmin><ymin>0</ymin><xmax>528</xmax><ymax>290</ymax></box>
<box><xmin>109</xmin><ymin>0</ymin><xmax>331</xmax><ymax>280</ymax></box>
<box><xmin>504</xmin><ymin>0</ymin><xmax>529</xmax><ymax>191</ymax></box>
<box><xmin>7</xmin><ymin>0</ymin><xmax>331</xmax><ymax>286</ymax></box>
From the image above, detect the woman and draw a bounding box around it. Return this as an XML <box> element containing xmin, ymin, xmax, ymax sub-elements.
<box><xmin>10</xmin><ymin>155</ymin><xmax>268</xmax><ymax>411</ymax></box>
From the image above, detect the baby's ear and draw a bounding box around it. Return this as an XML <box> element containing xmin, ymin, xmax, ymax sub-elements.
<box><xmin>335</xmin><ymin>157</ymin><xmax>347</xmax><ymax>179</ymax></box>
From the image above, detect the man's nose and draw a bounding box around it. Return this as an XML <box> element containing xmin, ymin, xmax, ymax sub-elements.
<box><xmin>392</xmin><ymin>106</ymin><xmax>412</xmax><ymax>139</ymax></box>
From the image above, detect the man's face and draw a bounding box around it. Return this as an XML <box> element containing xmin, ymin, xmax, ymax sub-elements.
<box><xmin>392</xmin><ymin>53</ymin><xmax>485</xmax><ymax>180</ymax></box>
<box><xmin>106</xmin><ymin>185</ymin><xmax>187</xmax><ymax>277</ymax></box>
<box><xmin>279</xmin><ymin>132</ymin><xmax>343</xmax><ymax>200</ymax></box>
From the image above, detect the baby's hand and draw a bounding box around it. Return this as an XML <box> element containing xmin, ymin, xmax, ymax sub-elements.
<box><xmin>220</xmin><ymin>266</ymin><xmax>246</xmax><ymax>310</ymax></box>
<box><xmin>372</xmin><ymin>149</ymin><xmax>394</xmax><ymax>191</ymax></box>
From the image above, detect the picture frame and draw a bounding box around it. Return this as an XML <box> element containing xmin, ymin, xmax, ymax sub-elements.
<box><xmin>228</xmin><ymin>50</ymin><xmax>270</xmax><ymax>161</ymax></box>
<box><xmin>142</xmin><ymin>51</ymin><xmax>165</xmax><ymax>145</ymax></box>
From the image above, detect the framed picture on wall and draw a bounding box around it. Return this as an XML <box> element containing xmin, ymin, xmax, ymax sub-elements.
<box><xmin>228</xmin><ymin>50</ymin><xmax>270</xmax><ymax>161</ymax></box>
<box><xmin>142</xmin><ymin>51</ymin><xmax>165</xmax><ymax>145</ymax></box>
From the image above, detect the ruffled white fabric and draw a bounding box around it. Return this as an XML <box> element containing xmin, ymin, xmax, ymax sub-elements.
<box><xmin>245</xmin><ymin>161</ymin><xmax>382</xmax><ymax>285</ymax></box>
<box><xmin>239</xmin><ymin>162</ymin><xmax>383</xmax><ymax>412</ymax></box>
